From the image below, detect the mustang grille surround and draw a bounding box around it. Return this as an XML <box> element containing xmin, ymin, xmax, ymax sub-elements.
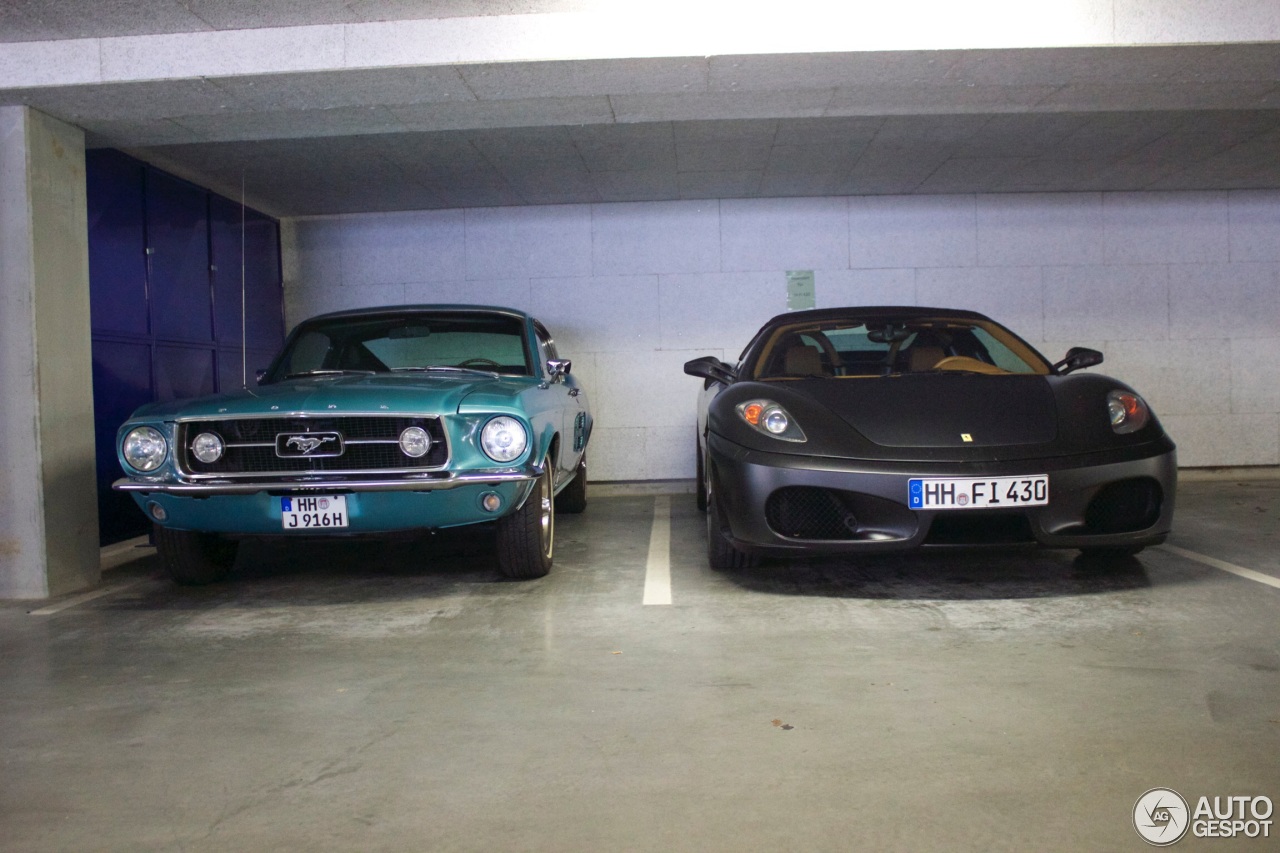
<box><xmin>177</xmin><ymin>416</ymin><xmax>449</xmax><ymax>477</ymax></box>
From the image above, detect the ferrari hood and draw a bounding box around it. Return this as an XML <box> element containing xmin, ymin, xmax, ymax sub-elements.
<box><xmin>129</xmin><ymin>373</ymin><xmax>530</xmax><ymax>421</ymax></box>
<box><xmin>791</xmin><ymin>374</ymin><xmax>1059</xmax><ymax>448</ymax></box>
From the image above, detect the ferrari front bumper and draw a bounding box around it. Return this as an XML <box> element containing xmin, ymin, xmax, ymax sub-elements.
<box><xmin>706</xmin><ymin>432</ymin><xmax>1177</xmax><ymax>557</ymax></box>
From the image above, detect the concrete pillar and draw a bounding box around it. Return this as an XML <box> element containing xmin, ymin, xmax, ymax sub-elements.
<box><xmin>0</xmin><ymin>106</ymin><xmax>99</xmax><ymax>598</ymax></box>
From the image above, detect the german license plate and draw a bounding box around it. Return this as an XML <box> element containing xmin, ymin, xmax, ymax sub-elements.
<box><xmin>280</xmin><ymin>495</ymin><xmax>348</xmax><ymax>529</ymax></box>
<box><xmin>908</xmin><ymin>476</ymin><xmax>1048</xmax><ymax>510</ymax></box>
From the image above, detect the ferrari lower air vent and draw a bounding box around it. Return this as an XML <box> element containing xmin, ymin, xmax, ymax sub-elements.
<box><xmin>766</xmin><ymin>487</ymin><xmax>859</xmax><ymax>540</ymax></box>
<box><xmin>765</xmin><ymin>487</ymin><xmax>916</xmax><ymax>541</ymax></box>
<box><xmin>1084</xmin><ymin>478</ymin><xmax>1163</xmax><ymax>534</ymax></box>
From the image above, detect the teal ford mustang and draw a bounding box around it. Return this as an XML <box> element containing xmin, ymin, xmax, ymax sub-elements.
<box><xmin>114</xmin><ymin>305</ymin><xmax>591</xmax><ymax>584</ymax></box>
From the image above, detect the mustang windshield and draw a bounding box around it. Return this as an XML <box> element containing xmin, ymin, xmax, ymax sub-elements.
<box><xmin>268</xmin><ymin>312</ymin><xmax>532</xmax><ymax>381</ymax></box>
<box><xmin>752</xmin><ymin>316</ymin><xmax>1050</xmax><ymax>380</ymax></box>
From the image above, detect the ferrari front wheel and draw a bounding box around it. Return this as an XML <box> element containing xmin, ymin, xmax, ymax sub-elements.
<box><xmin>706</xmin><ymin>484</ymin><xmax>758</xmax><ymax>570</ymax></box>
<box><xmin>695</xmin><ymin>432</ymin><xmax>708</xmax><ymax>512</ymax></box>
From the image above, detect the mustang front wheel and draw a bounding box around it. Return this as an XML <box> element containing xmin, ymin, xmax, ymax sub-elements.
<box><xmin>496</xmin><ymin>462</ymin><xmax>555</xmax><ymax>579</ymax></box>
<box><xmin>154</xmin><ymin>525</ymin><xmax>238</xmax><ymax>585</ymax></box>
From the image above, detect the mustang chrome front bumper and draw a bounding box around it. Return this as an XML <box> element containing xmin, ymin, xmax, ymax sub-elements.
<box><xmin>113</xmin><ymin>465</ymin><xmax>542</xmax><ymax>496</ymax></box>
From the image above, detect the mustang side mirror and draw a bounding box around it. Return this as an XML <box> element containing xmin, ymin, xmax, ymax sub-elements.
<box><xmin>254</xmin><ymin>368</ymin><xmax>268</xmax><ymax>383</ymax></box>
<box><xmin>546</xmin><ymin>359</ymin><xmax>571</xmax><ymax>380</ymax></box>
<box><xmin>683</xmin><ymin>356</ymin><xmax>736</xmax><ymax>385</ymax></box>
<box><xmin>1054</xmin><ymin>347</ymin><xmax>1104</xmax><ymax>374</ymax></box>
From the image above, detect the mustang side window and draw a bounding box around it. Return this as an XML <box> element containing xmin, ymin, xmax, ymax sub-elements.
<box><xmin>279</xmin><ymin>330</ymin><xmax>333</xmax><ymax>374</ymax></box>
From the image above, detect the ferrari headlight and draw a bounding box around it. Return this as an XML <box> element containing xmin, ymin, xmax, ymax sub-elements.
<box><xmin>1107</xmin><ymin>390</ymin><xmax>1151</xmax><ymax>434</ymax></box>
<box><xmin>191</xmin><ymin>432</ymin><xmax>224</xmax><ymax>464</ymax></box>
<box><xmin>480</xmin><ymin>416</ymin><xmax>528</xmax><ymax>463</ymax></box>
<box><xmin>122</xmin><ymin>426</ymin><xmax>168</xmax><ymax>472</ymax></box>
<box><xmin>736</xmin><ymin>400</ymin><xmax>806</xmax><ymax>442</ymax></box>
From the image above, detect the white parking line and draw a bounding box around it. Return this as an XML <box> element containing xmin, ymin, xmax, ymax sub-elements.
<box><xmin>1160</xmin><ymin>544</ymin><xmax>1280</xmax><ymax>590</ymax></box>
<box><xmin>28</xmin><ymin>578</ymin><xmax>150</xmax><ymax>616</ymax></box>
<box><xmin>643</xmin><ymin>496</ymin><xmax>672</xmax><ymax>605</ymax></box>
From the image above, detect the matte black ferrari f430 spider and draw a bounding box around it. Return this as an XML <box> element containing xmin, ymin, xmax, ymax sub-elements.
<box><xmin>684</xmin><ymin>307</ymin><xmax>1176</xmax><ymax>568</ymax></box>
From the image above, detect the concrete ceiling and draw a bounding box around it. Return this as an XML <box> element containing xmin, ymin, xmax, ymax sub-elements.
<box><xmin>4</xmin><ymin>2</ymin><xmax>1280</xmax><ymax>217</ymax></box>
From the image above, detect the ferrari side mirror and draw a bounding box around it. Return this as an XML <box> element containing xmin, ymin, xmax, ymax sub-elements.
<box><xmin>683</xmin><ymin>356</ymin><xmax>736</xmax><ymax>385</ymax></box>
<box><xmin>1054</xmin><ymin>347</ymin><xmax>1104</xmax><ymax>374</ymax></box>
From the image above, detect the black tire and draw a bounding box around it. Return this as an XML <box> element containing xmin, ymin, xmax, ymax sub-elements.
<box><xmin>706</xmin><ymin>484</ymin><xmax>759</xmax><ymax>570</ymax></box>
<box><xmin>496</xmin><ymin>462</ymin><xmax>554</xmax><ymax>579</ymax></box>
<box><xmin>154</xmin><ymin>525</ymin><xmax>238</xmax><ymax>585</ymax></box>
<box><xmin>555</xmin><ymin>453</ymin><xmax>587</xmax><ymax>514</ymax></box>
<box><xmin>695</xmin><ymin>433</ymin><xmax>708</xmax><ymax>512</ymax></box>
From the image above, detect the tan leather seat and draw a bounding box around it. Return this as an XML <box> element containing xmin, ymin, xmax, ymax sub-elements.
<box><xmin>784</xmin><ymin>345</ymin><xmax>824</xmax><ymax>376</ymax></box>
<box><xmin>907</xmin><ymin>345</ymin><xmax>944</xmax><ymax>372</ymax></box>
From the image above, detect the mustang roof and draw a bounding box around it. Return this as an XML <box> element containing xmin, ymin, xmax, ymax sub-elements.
<box><xmin>303</xmin><ymin>304</ymin><xmax>532</xmax><ymax>324</ymax></box>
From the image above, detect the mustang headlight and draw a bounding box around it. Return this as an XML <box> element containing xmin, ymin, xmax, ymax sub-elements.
<box><xmin>480</xmin><ymin>416</ymin><xmax>528</xmax><ymax>463</ymax></box>
<box><xmin>1107</xmin><ymin>390</ymin><xmax>1151</xmax><ymax>434</ymax></box>
<box><xmin>399</xmin><ymin>426</ymin><xmax>431</xmax><ymax>458</ymax></box>
<box><xmin>122</xmin><ymin>426</ymin><xmax>168</xmax><ymax>472</ymax></box>
<box><xmin>736</xmin><ymin>400</ymin><xmax>806</xmax><ymax>442</ymax></box>
<box><xmin>191</xmin><ymin>432</ymin><xmax>224</xmax><ymax>464</ymax></box>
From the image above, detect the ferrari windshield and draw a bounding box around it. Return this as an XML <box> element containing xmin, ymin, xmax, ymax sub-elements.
<box><xmin>751</xmin><ymin>315</ymin><xmax>1050</xmax><ymax>380</ymax></box>
<box><xmin>267</xmin><ymin>311</ymin><xmax>532</xmax><ymax>381</ymax></box>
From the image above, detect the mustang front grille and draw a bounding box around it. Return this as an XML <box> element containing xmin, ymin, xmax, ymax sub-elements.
<box><xmin>176</xmin><ymin>416</ymin><xmax>448</xmax><ymax>477</ymax></box>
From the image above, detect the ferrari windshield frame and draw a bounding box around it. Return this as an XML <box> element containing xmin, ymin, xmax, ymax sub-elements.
<box><xmin>747</xmin><ymin>314</ymin><xmax>1052</xmax><ymax>381</ymax></box>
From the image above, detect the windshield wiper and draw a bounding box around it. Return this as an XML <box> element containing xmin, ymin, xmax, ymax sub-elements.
<box><xmin>282</xmin><ymin>369</ymin><xmax>377</xmax><ymax>379</ymax></box>
<box><xmin>390</xmin><ymin>365</ymin><xmax>502</xmax><ymax>378</ymax></box>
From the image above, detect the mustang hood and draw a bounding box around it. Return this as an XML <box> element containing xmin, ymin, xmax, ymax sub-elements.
<box><xmin>794</xmin><ymin>374</ymin><xmax>1059</xmax><ymax>448</ymax></box>
<box><xmin>129</xmin><ymin>373</ymin><xmax>528</xmax><ymax>421</ymax></box>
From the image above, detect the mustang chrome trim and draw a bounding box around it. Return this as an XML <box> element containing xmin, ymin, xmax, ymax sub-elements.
<box><xmin>113</xmin><ymin>465</ymin><xmax>543</xmax><ymax>495</ymax></box>
<box><xmin>171</xmin><ymin>411</ymin><xmax>452</xmax><ymax>422</ymax></box>
<box><xmin>173</xmin><ymin>413</ymin><xmax>452</xmax><ymax>477</ymax></box>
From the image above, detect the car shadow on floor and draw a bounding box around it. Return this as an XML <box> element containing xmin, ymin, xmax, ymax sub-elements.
<box><xmin>713</xmin><ymin>548</ymin><xmax>1164</xmax><ymax>601</ymax></box>
<box><xmin>96</xmin><ymin>524</ymin><xmax>540</xmax><ymax>612</ymax></box>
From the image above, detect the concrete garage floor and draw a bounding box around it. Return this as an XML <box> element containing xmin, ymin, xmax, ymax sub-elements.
<box><xmin>2</xmin><ymin>479</ymin><xmax>1278</xmax><ymax>852</ymax></box>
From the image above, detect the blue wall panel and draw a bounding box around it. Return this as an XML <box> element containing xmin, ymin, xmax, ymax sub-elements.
<box><xmin>154</xmin><ymin>344</ymin><xmax>216</xmax><ymax>402</ymax></box>
<box><xmin>146</xmin><ymin>170</ymin><xmax>213</xmax><ymax>343</ymax></box>
<box><xmin>88</xmin><ymin>151</ymin><xmax>285</xmax><ymax>544</ymax></box>
<box><xmin>210</xmin><ymin>194</ymin><xmax>283</xmax><ymax>353</ymax></box>
<box><xmin>87</xmin><ymin>150</ymin><xmax>148</xmax><ymax>336</ymax></box>
<box><xmin>91</xmin><ymin>340</ymin><xmax>154</xmax><ymax>542</ymax></box>
<box><xmin>218</xmin><ymin>347</ymin><xmax>278</xmax><ymax>392</ymax></box>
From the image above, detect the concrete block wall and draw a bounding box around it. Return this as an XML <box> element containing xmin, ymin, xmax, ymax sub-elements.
<box><xmin>283</xmin><ymin>190</ymin><xmax>1280</xmax><ymax>479</ymax></box>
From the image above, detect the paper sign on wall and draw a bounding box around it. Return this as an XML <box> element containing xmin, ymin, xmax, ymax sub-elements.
<box><xmin>786</xmin><ymin>270</ymin><xmax>815</xmax><ymax>310</ymax></box>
